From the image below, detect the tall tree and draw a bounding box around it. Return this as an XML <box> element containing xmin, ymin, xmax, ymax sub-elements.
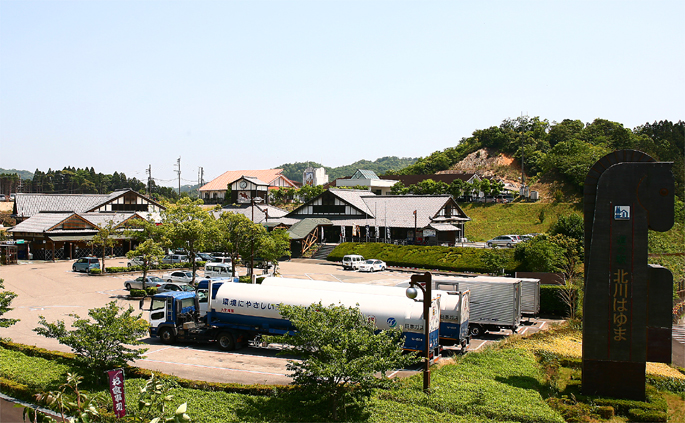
<box><xmin>160</xmin><ymin>198</ymin><xmax>215</xmax><ymax>284</ymax></box>
<box><xmin>87</xmin><ymin>220</ymin><xmax>119</xmax><ymax>273</ymax></box>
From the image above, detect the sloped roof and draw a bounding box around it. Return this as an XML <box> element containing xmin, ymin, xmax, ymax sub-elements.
<box><xmin>9</xmin><ymin>212</ymin><xmax>76</xmax><ymax>233</ymax></box>
<box><xmin>9</xmin><ymin>211</ymin><xmax>143</xmax><ymax>234</ymax></box>
<box><xmin>241</xmin><ymin>176</ymin><xmax>269</xmax><ymax>186</ymax></box>
<box><xmin>199</xmin><ymin>169</ymin><xmax>292</xmax><ymax>192</ymax></box>
<box><xmin>327</xmin><ymin>189</ymin><xmax>374</xmax><ymax>215</ymax></box>
<box><xmin>352</xmin><ymin>169</ymin><xmax>379</xmax><ymax>179</ymax></box>
<box><xmin>286</xmin><ymin>218</ymin><xmax>332</xmax><ymax>240</ymax></box>
<box><xmin>12</xmin><ymin>189</ymin><xmax>160</xmax><ymax>218</ymax></box>
<box><xmin>360</xmin><ymin>195</ymin><xmax>457</xmax><ymax>227</ymax></box>
<box><xmin>14</xmin><ymin>193</ymin><xmax>111</xmax><ymax>217</ymax></box>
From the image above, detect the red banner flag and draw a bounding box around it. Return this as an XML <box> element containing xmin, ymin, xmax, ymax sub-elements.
<box><xmin>106</xmin><ymin>368</ymin><xmax>127</xmax><ymax>418</ymax></box>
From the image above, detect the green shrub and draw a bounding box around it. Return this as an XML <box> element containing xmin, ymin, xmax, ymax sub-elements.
<box><xmin>88</xmin><ymin>268</ymin><xmax>101</xmax><ymax>275</ymax></box>
<box><xmin>328</xmin><ymin>243</ymin><xmax>522</xmax><ymax>274</ymax></box>
<box><xmin>105</xmin><ymin>266</ymin><xmax>130</xmax><ymax>273</ymax></box>
<box><xmin>129</xmin><ymin>289</ymin><xmax>146</xmax><ymax>297</ymax></box>
<box><xmin>628</xmin><ymin>408</ymin><xmax>667</xmax><ymax>422</ymax></box>
<box><xmin>540</xmin><ymin>285</ymin><xmax>576</xmax><ymax>317</ymax></box>
<box><xmin>145</xmin><ymin>286</ymin><xmax>158</xmax><ymax>295</ymax></box>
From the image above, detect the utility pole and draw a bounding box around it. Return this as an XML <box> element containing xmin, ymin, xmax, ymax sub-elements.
<box><xmin>175</xmin><ymin>157</ymin><xmax>181</xmax><ymax>196</ymax></box>
<box><xmin>146</xmin><ymin>165</ymin><xmax>152</xmax><ymax>196</ymax></box>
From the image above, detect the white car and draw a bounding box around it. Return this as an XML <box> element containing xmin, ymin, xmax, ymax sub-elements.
<box><xmin>358</xmin><ymin>259</ymin><xmax>387</xmax><ymax>272</ymax></box>
<box><xmin>162</xmin><ymin>271</ymin><xmax>197</xmax><ymax>283</ymax></box>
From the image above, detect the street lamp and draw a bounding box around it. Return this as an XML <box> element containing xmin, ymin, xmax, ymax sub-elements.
<box><xmin>406</xmin><ymin>271</ymin><xmax>432</xmax><ymax>393</ymax></box>
<box><xmin>250</xmin><ymin>197</ymin><xmax>264</xmax><ymax>284</ymax></box>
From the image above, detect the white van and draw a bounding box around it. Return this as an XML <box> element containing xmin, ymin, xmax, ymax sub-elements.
<box><xmin>204</xmin><ymin>263</ymin><xmax>235</xmax><ymax>278</ymax></box>
<box><xmin>342</xmin><ymin>254</ymin><xmax>365</xmax><ymax>270</ymax></box>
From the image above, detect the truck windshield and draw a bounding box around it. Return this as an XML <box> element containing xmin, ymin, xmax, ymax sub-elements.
<box><xmin>151</xmin><ymin>299</ymin><xmax>165</xmax><ymax>311</ymax></box>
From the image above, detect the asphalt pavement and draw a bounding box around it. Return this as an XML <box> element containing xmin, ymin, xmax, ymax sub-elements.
<box><xmin>1</xmin><ymin>257</ymin><xmax>554</xmax><ymax>385</ymax></box>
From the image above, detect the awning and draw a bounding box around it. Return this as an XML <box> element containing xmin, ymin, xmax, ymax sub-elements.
<box><xmin>428</xmin><ymin>223</ymin><xmax>460</xmax><ymax>232</ymax></box>
<box><xmin>47</xmin><ymin>235</ymin><xmax>96</xmax><ymax>242</ymax></box>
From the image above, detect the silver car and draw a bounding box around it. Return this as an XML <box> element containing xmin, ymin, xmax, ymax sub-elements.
<box><xmin>486</xmin><ymin>235</ymin><xmax>521</xmax><ymax>248</ymax></box>
<box><xmin>124</xmin><ymin>276</ymin><xmax>165</xmax><ymax>290</ymax></box>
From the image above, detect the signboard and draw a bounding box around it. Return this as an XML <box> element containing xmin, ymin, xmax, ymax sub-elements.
<box><xmin>107</xmin><ymin>368</ymin><xmax>127</xmax><ymax>418</ymax></box>
<box><xmin>423</xmin><ymin>229</ymin><xmax>436</xmax><ymax>237</ymax></box>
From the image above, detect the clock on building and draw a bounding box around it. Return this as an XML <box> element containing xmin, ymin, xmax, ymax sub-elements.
<box><xmin>239</xmin><ymin>181</ymin><xmax>247</xmax><ymax>189</ymax></box>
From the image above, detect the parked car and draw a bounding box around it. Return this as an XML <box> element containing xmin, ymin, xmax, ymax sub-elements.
<box><xmin>342</xmin><ymin>254</ymin><xmax>365</xmax><ymax>270</ymax></box>
<box><xmin>124</xmin><ymin>275</ymin><xmax>165</xmax><ymax>290</ymax></box>
<box><xmin>358</xmin><ymin>259</ymin><xmax>387</xmax><ymax>272</ymax></box>
<box><xmin>162</xmin><ymin>271</ymin><xmax>197</xmax><ymax>284</ymax></box>
<box><xmin>162</xmin><ymin>254</ymin><xmax>189</xmax><ymax>264</ymax></box>
<box><xmin>157</xmin><ymin>282</ymin><xmax>195</xmax><ymax>293</ymax></box>
<box><xmin>486</xmin><ymin>235</ymin><xmax>521</xmax><ymax>248</ymax></box>
<box><xmin>196</xmin><ymin>252</ymin><xmax>214</xmax><ymax>262</ymax></box>
<box><xmin>127</xmin><ymin>256</ymin><xmax>159</xmax><ymax>268</ymax></box>
<box><xmin>72</xmin><ymin>257</ymin><xmax>100</xmax><ymax>273</ymax></box>
<box><xmin>0</xmin><ymin>194</ymin><xmax>5</xmax><ymax>201</ymax></box>
<box><xmin>208</xmin><ymin>256</ymin><xmax>232</xmax><ymax>265</ymax></box>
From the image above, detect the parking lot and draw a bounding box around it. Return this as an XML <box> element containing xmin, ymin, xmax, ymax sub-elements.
<box><xmin>0</xmin><ymin>258</ymin><xmax>558</xmax><ymax>385</ymax></box>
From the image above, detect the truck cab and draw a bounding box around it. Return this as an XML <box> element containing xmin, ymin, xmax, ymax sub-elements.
<box><xmin>148</xmin><ymin>291</ymin><xmax>199</xmax><ymax>342</ymax></box>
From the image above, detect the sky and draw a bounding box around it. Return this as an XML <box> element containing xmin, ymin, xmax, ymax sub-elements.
<box><xmin>1</xmin><ymin>1</ymin><xmax>683</xmax><ymax>187</ymax></box>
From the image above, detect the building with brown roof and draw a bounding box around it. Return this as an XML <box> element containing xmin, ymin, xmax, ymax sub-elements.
<box><xmin>199</xmin><ymin>169</ymin><xmax>297</xmax><ymax>204</ymax></box>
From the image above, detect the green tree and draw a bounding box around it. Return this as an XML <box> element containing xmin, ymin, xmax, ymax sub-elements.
<box><xmin>0</xmin><ymin>279</ymin><xmax>19</xmax><ymax>330</ymax></box>
<box><xmin>515</xmin><ymin>235</ymin><xmax>564</xmax><ymax>272</ymax></box>
<box><xmin>257</xmin><ymin>228</ymin><xmax>291</xmax><ymax>274</ymax></box>
<box><xmin>266</xmin><ymin>302</ymin><xmax>417</xmax><ymax>421</ymax></box>
<box><xmin>126</xmin><ymin>239</ymin><xmax>166</xmax><ymax>283</ymax></box>
<box><xmin>87</xmin><ymin>220</ymin><xmax>119</xmax><ymax>273</ymax></box>
<box><xmin>481</xmin><ymin>250</ymin><xmax>508</xmax><ymax>275</ymax></box>
<box><xmin>160</xmin><ymin>198</ymin><xmax>215</xmax><ymax>283</ymax></box>
<box><xmin>34</xmin><ymin>301</ymin><xmax>149</xmax><ymax>376</ymax></box>
<box><xmin>548</xmin><ymin>213</ymin><xmax>584</xmax><ymax>245</ymax></box>
<box><xmin>214</xmin><ymin>212</ymin><xmax>259</xmax><ymax>278</ymax></box>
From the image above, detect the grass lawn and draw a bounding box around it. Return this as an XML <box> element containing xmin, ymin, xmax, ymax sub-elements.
<box><xmin>3</xmin><ymin>323</ymin><xmax>685</xmax><ymax>422</ymax></box>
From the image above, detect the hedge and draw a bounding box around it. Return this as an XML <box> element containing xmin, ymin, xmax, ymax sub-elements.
<box><xmin>104</xmin><ymin>261</ymin><xmax>206</xmax><ymax>274</ymax></box>
<box><xmin>327</xmin><ymin>242</ymin><xmax>523</xmax><ymax>274</ymax></box>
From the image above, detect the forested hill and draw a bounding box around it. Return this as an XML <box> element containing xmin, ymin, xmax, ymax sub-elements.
<box><xmin>389</xmin><ymin>117</ymin><xmax>684</xmax><ymax>200</ymax></box>
<box><xmin>277</xmin><ymin>156</ymin><xmax>418</xmax><ymax>183</ymax></box>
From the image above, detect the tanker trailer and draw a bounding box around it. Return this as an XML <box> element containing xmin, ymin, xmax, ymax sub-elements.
<box><xmin>146</xmin><ymin>281</ymin><xmax>440</xmax><ymax>357</ymax></box>
<box><xmin>260</xmin><ymin>276</ymin><xmax>470</xmax><ymax>349</ymax></box>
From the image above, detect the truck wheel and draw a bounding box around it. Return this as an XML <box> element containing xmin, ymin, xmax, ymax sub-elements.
<box><xmin>217</xmin><ymin>332</ymin><xmax>236</xmax><ymax>351</ymax></box>
<box><xmin>469</xmin><ymin>325</ymin><xmax>483</xmax><ymax>337</ymax></box>
<box><xmin>159</xmin><ymin>328</ymin><xmax>175</xmax><ymax>344</ymax></box>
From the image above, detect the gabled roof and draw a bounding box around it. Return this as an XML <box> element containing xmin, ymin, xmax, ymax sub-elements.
<box><xmin>327</xmin><ymin>189</ymin><xmax>374</xmax><ymax>215</ymax></box>
<box><xmin>352</xmin><ymin>169</ymin><xmax>379</xmax><ymax>179</ymax></box>
<box><xmin>9</xmin><ymin>212</ymin><xmax>77</xmax><ymax>233</ymax></box>
<box><xmin>9</xmin><ymin>211</ymin><xmax>144</xmax><ymax>234</ymax></box>
<box><xmin>241</xmin><ymin>176</ymin><xmax>269</xmax><ymax>187</ymax></box>
<box><xmin>199</xmin><ymin>169</ymin><xmax>293</xmax><ymax>192</ymax></box>
<box><xmin>13</xmin><ymin>189</ymin><xmax>161</xmax><ymax>218</ymax></box>
<box><xmin>14</xmin><ymin>193</ymin><xmax>111</xmax><ymax>217</ymax></box>
<box><xmin>361</xmin><ymin>195</ymin><xmax>462</xmax><ymax>227</ymax></box>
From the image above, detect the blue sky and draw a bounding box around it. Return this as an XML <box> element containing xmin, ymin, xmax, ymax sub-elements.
<box><xmin>1</xmin><ymin>1</ymin><xmax>683</xmax><ymax>187</ymax></box>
